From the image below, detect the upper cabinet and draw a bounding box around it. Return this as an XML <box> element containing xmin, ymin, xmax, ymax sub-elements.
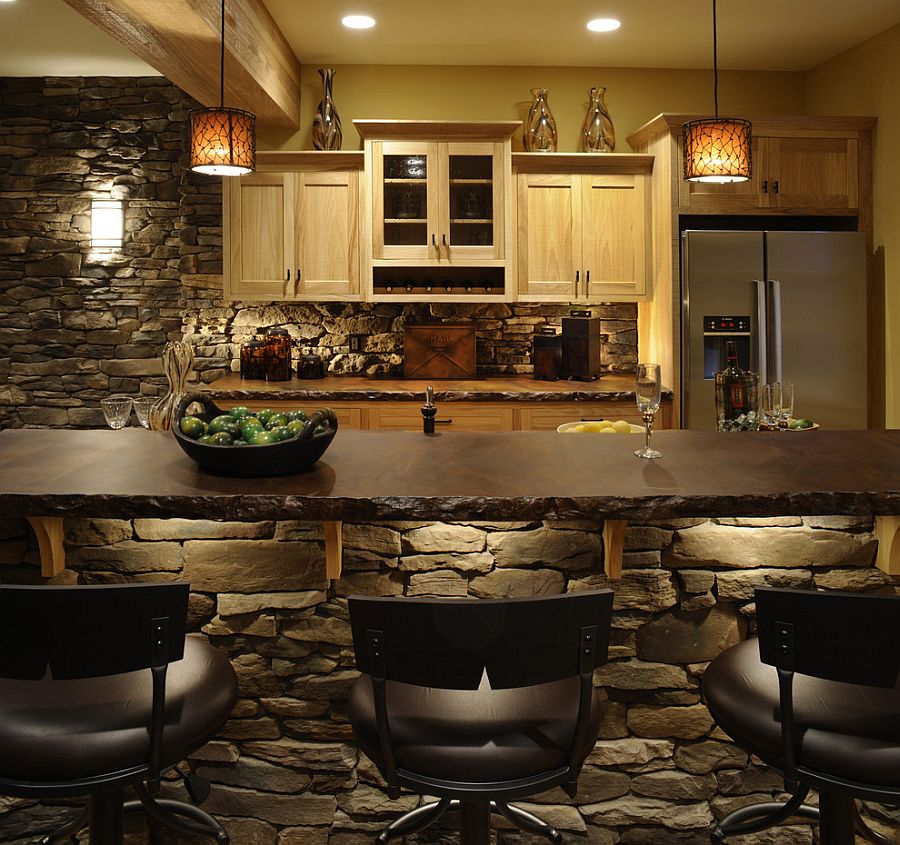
<box><xmin>356</xmin><ymin>121</ymin><xmax>518</xmax><ymax>301</ymax></box>
<box><xmin>514</xmin><ymin>154</ymin><xmax>653</xmax><ymax>302</ymax></box>
<box><xmin>224</xmin><ymin>152</ymin><xmax>363</xmax><ymax>302</ymax></box>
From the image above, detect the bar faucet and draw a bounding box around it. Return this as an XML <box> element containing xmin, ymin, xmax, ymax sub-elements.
<box><xmin>421</xmin><ymin>385</ymin><xmax>436</xmax><ymax>434</ymax></box>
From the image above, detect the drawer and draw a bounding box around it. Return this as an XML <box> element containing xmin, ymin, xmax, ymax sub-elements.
<box><xmin>519</xmin><ymin>403</ymin><xmax>645</xmax><ymax>431</ymax></box>
<box><xmin>369</xmin><ymin>403</ymin><xmax>514</xmax><ymax>431</ymax></box>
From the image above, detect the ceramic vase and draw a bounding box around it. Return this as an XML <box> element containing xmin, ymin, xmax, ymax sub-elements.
<box><xmin>149</xmin><ymin>340</ymin><xmax>195</xmax><ymax>431</ymax></box>
<box><xmin>580</xmin><ymin>86</ymin><xmax>616</xmax><ymax>153</ymax></box>
<box><xmin>312</xmin><ymin>68</ymin><xmax>343</xmax><ymax>151</ymax></box>
<box><xmin>523</xmin><ymin>88</ymin><xmax>557</xmax><ymax>153</ymax></box>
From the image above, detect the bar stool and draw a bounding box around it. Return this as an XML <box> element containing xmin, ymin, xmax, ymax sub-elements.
<box><xmin>347</xmin><ymin>590</ymin><xmax>614</xmax><ymax>845</ymax></box>
<box><xmin>703</xmin><ymin>586</ymin><xmax>900</xmax><ymax>845</ymax></box>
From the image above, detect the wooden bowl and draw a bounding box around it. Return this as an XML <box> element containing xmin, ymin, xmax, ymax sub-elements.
<box><xmin>172</xmin><ymin>393</ymin><xmax>338</xmax><ymax>477</ymax></box>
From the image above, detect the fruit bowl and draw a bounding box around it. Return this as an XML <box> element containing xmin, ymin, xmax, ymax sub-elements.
<box><xmin>172</xmin><ymin>393</ymin><xmax>338</xmax><ymax>477</ymax></box>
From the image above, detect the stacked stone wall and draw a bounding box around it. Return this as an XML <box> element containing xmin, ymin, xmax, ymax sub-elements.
<box><xmin>0</xmin><ymin>75</ymin><xmax>637</xmax><ymax>432</ymax></box>
<box><xmin>1</xmin><ymin>514</ymin><xmax>897</xmax><ymax>845</ymax></box>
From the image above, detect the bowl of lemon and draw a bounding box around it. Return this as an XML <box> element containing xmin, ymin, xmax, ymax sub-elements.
<box><xmin>557</xmin><ymin>420</ymin><xmax>644</xmax><ymax>434</ymax></box>
<box><xmin>172</xmin><ymin>393</ymin><xmax>338</xmax><ymax>477</ymax></box>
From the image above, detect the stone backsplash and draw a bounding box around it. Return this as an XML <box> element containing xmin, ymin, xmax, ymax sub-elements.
<box><xmin>1</xmin><ymin>513</ymin><xmax>898</xmax><ymax>844</ymax></box>
<box><xmin>0</xmin><ymin>75</ymin><xmax>637</xmax><ymax>430</ymax></box>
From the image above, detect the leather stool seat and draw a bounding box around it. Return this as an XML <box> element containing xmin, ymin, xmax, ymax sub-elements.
<box><xmin>349</xmin><ymin>675</ymin><xmax>603</xmax><ymax>783</ymax></box>
<box><xmin>704</xmin><ymin>638</ymin><xmax>900</xmax><ymax>788</ymax></box>
<box><xmin>0</xmin><ymin>634</ymin><xmax>237</xmax><ymax>786</ymax></box>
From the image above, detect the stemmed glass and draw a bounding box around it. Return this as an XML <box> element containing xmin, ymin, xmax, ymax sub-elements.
<box><xmin>762</xmin><ymin>382</ymin><xmax>794</xmax><ymax>431</ymax></box>
<box><xmin>634</xmin><ymin>363</ymin><xmax>662</xmax><ymax>459</ymax></box>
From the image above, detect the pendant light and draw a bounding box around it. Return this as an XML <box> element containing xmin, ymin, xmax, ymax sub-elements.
<box><xmin>682</xmin><ymin>0</ymin><xmax>751</xmax><ymax>182</ymax></box>
<box><xmin>189</xmin><ymin>0</ymin><xmax>256</xmax><ymax>176</ymax></box>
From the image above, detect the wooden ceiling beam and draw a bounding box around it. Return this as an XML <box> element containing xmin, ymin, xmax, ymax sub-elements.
<box><xmin>61</xmin><ymin>0</ymin><xmax>301</xmax><ymax>129</ymax></box>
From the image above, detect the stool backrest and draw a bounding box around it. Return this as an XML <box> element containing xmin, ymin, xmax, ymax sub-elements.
<box><xmin>756</xmin><ymin>586</ymin><xmax>900</xmax><ymax>688</ymax></box>
<box><xmin>0</xmin><ymin>582</ymin><xmax>189</xmax><ymax>681</ymax></box>
<box><xmin>349</xmin><ymin>590</ymin><xmax>613</xmax><ymax>690</ymax></box>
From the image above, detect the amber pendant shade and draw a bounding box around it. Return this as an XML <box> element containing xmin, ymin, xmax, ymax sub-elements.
<box><xmin>189</xmin><ymin>107</ymin><xmax>256</xmax><ymax>176</ymax></box>
<box><xmin>682</xmin><ymin>117</ymin><xmax>751</xmax><ymax>183</ymax></box>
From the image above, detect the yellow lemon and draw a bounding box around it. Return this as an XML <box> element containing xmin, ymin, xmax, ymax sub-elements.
<box><xmin>612</xmin><ymin>420</ymin><xmax>633</xmax><ymax>434</ymax></box>
<box><xmin>598</xmin><ymin>426</ymin><xmax>617</xmax><ymax>434</ymax></box>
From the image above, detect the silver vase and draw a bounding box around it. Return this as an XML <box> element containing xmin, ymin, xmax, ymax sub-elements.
<box><xmin>312</xmin><ymin>68</ymin><xmax>343</xmax><ymax>151</ymax></box>
<box><xmin>580</xmin><ymin>86</ymin><xmax>615</xmax><ymax>153</ymax></box>
<box><xmin>523</xmin><ymin>88</ymin><xmax>557</xmax><ymax>153</ymax></box>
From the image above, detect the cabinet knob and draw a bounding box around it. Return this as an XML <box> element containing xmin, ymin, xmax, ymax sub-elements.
<box><xmin>762</xmin><ymin>180</ymin><xmax>768</xmax><ymax>193</ymax></box>
<box><xmin>772</xmin><ymin>180</ymin><xmax>780</xmax><ymax>194</ymax></box>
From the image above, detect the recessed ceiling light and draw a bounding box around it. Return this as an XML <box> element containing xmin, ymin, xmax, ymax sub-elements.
<box><xmin>586</xmin><ymin>18</ymin><xmax>621</xmax><ymax>33</ymax></box>
<box><xmin>342</xmin><ymin>14</ymin><xmax>376</xmax><ymax>29</ymax></box>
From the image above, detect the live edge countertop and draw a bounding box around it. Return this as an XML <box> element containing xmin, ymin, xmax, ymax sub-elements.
<box><xmin>1</xmin><ymin>428</ymin><xmax>898</xmax><ymax>523</ymax></box>
<box><xmin>200</xmin><ymin>373</ymin><xmax>672</xmax><ymax>403</ymax></box>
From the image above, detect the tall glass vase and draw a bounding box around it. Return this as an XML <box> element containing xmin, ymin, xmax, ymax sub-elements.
<box><xmin>149</xmin><ymin>340</ymin><xmax>195</xmax><ymax>432</ymax></box>
<box><xmin>580</xmin><ymin>86</ymin><xmax>616</xmax><ymax>153</ymax></box>
<box><xmin>312</xmin><ymin>68</ymin><xmax>343</xmax><ymax>151</ymax></box>
<box><xmin>523</xmin><ymin>88</ymin><xmax>557</xmax><ymax>152</ymax></box>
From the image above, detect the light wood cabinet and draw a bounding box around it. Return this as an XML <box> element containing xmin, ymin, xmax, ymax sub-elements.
<box><xmin>678</xmin><ymin>132</ymin><xmax>860</xmax><ymax>213</ymax></box>
<box><xmin>224</xmin><ymin>153</ymin><xmax>363</xmax><ymax>302</ymax></box>
<box><xmin>514</xmin><ymin>155</ymin><xmax>652</xmax><ymax>302</ymax></box>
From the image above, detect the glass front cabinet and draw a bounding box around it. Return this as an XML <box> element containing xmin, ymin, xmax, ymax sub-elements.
<box><xmin>358</xmin><ymin>121</ymin><xmax>518</xmax><ymax>300</ymax></box>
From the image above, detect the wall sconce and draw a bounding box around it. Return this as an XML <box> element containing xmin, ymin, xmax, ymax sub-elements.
<box><xmin>91</xmin><ymin>199</ymin><xmax>124</xmax><ymax>250</ymax></box>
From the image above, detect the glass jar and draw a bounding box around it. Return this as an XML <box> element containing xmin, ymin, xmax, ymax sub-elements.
<box><xmin>264</xmin><ymin>327</ymin><xmax>292</xmax><ymax>382</ymax></box>
<box><xmin>240</xmin><ymin>339</ymin><xmax>268</xmax><ymax>380</ymax></box>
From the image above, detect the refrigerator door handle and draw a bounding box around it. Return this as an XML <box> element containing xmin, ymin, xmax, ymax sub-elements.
<box><xmin>770</xmin><ymin>278</ymin><xmax>783</xmax><ymax>383</ymax></box>
<box><xmin>755</xmin><ymin>279</ymin><xmax>767</xmax><ymax>383</ymax></box>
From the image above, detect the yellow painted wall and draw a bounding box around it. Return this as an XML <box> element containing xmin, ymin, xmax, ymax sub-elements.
<box><xmin>258</xmin><ymin>65</ymin><xmax>805</xmax><ymax>152</ymax></box>
<box><xmin>806</xmin><ymin>23</ymin><xmax>900</xmax><ymax>427</ymax></box>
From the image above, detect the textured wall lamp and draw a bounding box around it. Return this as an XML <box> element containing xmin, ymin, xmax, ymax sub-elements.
<box><xmin>189</xmin><ymin>0</ymin><xmax>256</xmax><ymax>176</ymax></box>
<box><xmin>682</xmin><ymin>0</ymin><xmax>751</xmax><ymax>182</ymax></box>
<box><xmin>90</xmin><ymin>199</ymin><xmax>124</xmax><ymax>250</ymax></box>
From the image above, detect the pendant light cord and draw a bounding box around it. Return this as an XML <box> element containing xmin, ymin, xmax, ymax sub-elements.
<box><xmin>712</xmin><ymin>0</ymin><xmax>719</xmax><ymax>117</ymax></box>
<box><xmin>219</xmin><ymin>0</ymin><xmax>225</xmax><ymax>109</ymax></box>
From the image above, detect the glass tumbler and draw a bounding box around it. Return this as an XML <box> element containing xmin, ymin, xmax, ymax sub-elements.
<box><xmin>101</xmin><ymin>395</ymin><xmax>133</xmax><ymax>430</ymax></box>
<box><xmin>132</xmin><ymin>396</ymin><xmax>155</xmax><ymax>429</ymax></box>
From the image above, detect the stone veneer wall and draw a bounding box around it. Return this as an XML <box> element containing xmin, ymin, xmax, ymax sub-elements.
<box><xmin>0</xmin><ymin>75</ymin><xmax>636</xmax><ymax>431</ymax></box>
<box><xmin>1</xmin><ymin>513</ymin><xmax>898</xmax><ymax>845</ymax></box>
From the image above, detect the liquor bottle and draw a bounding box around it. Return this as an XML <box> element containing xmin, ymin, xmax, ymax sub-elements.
<box><xmin>714</xmin><ymin>341</ymin><xmax>758</xmax><ymax>431</ymax></box>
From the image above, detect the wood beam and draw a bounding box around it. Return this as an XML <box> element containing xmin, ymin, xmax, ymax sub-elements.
<box><xmin>324</xmin><ymin>520</ymin><xmax>343</xmax><ymax>581</ymax></box>
<box><xmin>602</xmin><ymin>519</ymin><xmax>627</xmax><ymax>580</ymax></box>
<box><xmin>27</xmin><ymin>517</ymin><xmax>66</xmax><ymax>578</ymax></box>
<box><xmin>62</xmin><ymin>0</ymin><xmax>301</xmax><ymax>129</ymax></box>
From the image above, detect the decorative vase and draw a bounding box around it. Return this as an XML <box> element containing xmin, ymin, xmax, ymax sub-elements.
<box><xmin>149</xmin><ymin>340</ymin><xmax>195</xmax><ymax>431</ymax></box>
<box><xmin>580</xmin><ymin>86</ymin><xmax>616</xmax><ymax>153</ymax></box>
<box><xmin>523</xmin><ymin>88</ymin><xmax>557</xmax><ymax>153</ymax></box>
<box><xmin>312</xmin><ymin>68</ymin><xmax>343</xmax><ymax>151</ymax></box>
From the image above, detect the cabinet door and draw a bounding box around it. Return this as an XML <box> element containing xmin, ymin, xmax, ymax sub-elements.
<box><xmin>224</xmin><ymin>172</ymin><xmax>294</xmax><ymax>300</ymax></box>
<box><xmin>677</xmin><ymin>133</ymin><xmax>765</xmax><ymax>213</ymax></box>
<box><xmin>516</xmin><ymin>172</ymin><xmax>580</xmax><ymax>299</ymax></box>
<box><xmin>445</xmin><ymin>141</ymin><xmax>504</xmax><ymax>260</ymax></box>
<box><xmin>372</xmin><ymin>141</ymin><xmax>439</xmax><ymax>260</ymax></box>
<box><xmin>764</xmin><ymin>137</ymin><xmax>858</xmax><ymax>210</ymax></box>
<box><xmin>582</xmin><ymin>174</ymin><xmax>649</xmax><ymax>299</ymax></box>
<box><xmin>296</xmin><ymin>170</ymin><xmax>360</xmax><ymax>299</ymax></box>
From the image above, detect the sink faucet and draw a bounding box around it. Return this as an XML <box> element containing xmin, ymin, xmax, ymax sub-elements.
<box><xmin>421</xmin><ymin>385</ymin><xmax>436</xmax><ymax>434</ymax></box>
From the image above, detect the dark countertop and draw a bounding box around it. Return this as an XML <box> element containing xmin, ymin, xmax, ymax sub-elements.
<box><xmin>201</xmin><ymin>373</ymin><xmax>673</xmax><ymax>403</ymax></box>
<box><xmin>1</xmin><ymin>428</ymin><xmax>898</xmax><ymax>522</ymax></box>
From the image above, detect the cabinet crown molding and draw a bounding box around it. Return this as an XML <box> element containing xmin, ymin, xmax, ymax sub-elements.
<box><xmin>354</xmin><ymin>119</ymin><xmax>522</xmax><ymax>140</ymax></box>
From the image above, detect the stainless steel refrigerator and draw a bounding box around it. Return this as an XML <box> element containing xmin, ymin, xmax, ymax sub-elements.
<box><xmin>681</xmin><ymin>229</ymin><xmax>867</xmax><ymax>430</ymax></box>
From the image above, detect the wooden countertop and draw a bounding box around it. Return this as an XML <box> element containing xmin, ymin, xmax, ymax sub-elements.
<box><xmin>2</xmin><ymin>428</ymin><xmax>898</xmax><ymax>523</ymax></box>
<box><xmin>201</xmin><ymin>373</ymin><xmax>672</xmax><ymax>403</ymax></box>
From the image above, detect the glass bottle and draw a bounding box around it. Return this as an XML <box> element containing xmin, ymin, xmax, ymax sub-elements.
<box><xmin>715</xmin><ymin>341</ymin><xmax>759</xmax><ymax>431</ymax></box>
<box><xmin>523</xmin><ymin>88</ymin><xmax>558</xmax><ymax>152</ymax></box>
<box><xmin>580</xmin><ymin>86</ymin><xmax>615</xmax><ymax>153</ymax></box>
<box><xmin>312</xmin><ymin>68</ymin><xmax>342</xmax><ymax>151</ymax></box>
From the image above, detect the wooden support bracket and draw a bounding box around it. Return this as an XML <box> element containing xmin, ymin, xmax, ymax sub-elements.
<box><xmin>324</xmin><ymin>520</ymin><xmax>343</xmax><ymax>581</ymax></box>
<box><xmin>874</xmin><ymin>515</ymin><xmax>900</xmax><ymax>575</ymax></box>
<box><xmin>602</xmin><ymin>519</ymin><xmax>627</xmax><ymax>580</ymax></box>
<box><xmin>26</xmin><ymin>516</ymin><xmax>66</xmax><ymax>578</ymax></box>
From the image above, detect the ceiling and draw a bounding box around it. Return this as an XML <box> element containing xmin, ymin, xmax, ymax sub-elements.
<box><xmin>1</xmin><ymin>0</ymin><xmax>900</xmax><ymax>76</ymax></box>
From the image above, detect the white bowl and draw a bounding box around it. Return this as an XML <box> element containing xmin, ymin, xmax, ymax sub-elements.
<box><xmin>556</xmin><ymin>420</ymin><xmax>644</xmax><ymax>434</ymax></box>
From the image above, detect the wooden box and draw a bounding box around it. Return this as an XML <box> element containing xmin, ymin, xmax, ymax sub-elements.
<box><xmin>404</xmin><ymin>324</ymin><xmax>477</xmax><ymax>379</ymax></box>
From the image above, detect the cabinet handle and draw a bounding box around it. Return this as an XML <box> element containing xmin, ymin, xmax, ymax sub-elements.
<box><xmin>297</xmin><ymin>268</ymin><xmax>301</xmax><ymax>280</ymax></box>
<box><xmin>762</xmin><ymin>180</ymin><xmax>768</xmax><ymax>194</ymax></box>
<box><xmin>575</xmin><ymin>270</ymin><xmax>580</xmax><ymax>292</ymax></box>
<box><xmin>442</xmin><ymin>233</ymin><xmax>447</xmax><ymax>247</ymax></box>
<box><xmin>585</xmin><ymin>269</ymin><xmax>590</xmax><ymax>295</ymax></box>
<box><xmin>435</xmin><ymin>418</ymin><xmax>453</xmax><ymax>425</ymax></box>
<box><xmin>286</xmin><ymin>269</ymin><xmax>291</xmax><ymax>281</ymax></box>
<box><xmin>432</xmin><ymin>233</ymin><xmax>436</xmax><ymax>245</ymax></box>
<box><xmin>773</xmin><ymin>180</ymin><xmax>779</xmax><ymax>194</ymax></box>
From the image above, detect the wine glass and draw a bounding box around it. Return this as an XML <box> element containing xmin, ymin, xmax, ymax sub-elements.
<box><xmin>776</xmin><ymin>382</ymin><xmax>794</xmax><ymax>430</ymax></box>
<box><xmin>634</xmin><ymin>363</ymin><xmax>662</xmax><ymax>459</ymax></box>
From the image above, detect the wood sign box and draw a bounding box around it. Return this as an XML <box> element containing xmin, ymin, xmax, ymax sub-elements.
<box><xmin>404</xmin><ymin>324</ymin><xmax>477</xmax><ymax>379</ymax></box>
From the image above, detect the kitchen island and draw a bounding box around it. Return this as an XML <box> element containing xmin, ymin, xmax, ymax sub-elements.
<box><xmin>1</xmin><ymin>427</ymin><xmax>898</xmax><ymax>577</ymax></box>
<box><xmin>201</xmin><ymin>373</ymin><xmax>675</xmax><ymax>431</ymax></box>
